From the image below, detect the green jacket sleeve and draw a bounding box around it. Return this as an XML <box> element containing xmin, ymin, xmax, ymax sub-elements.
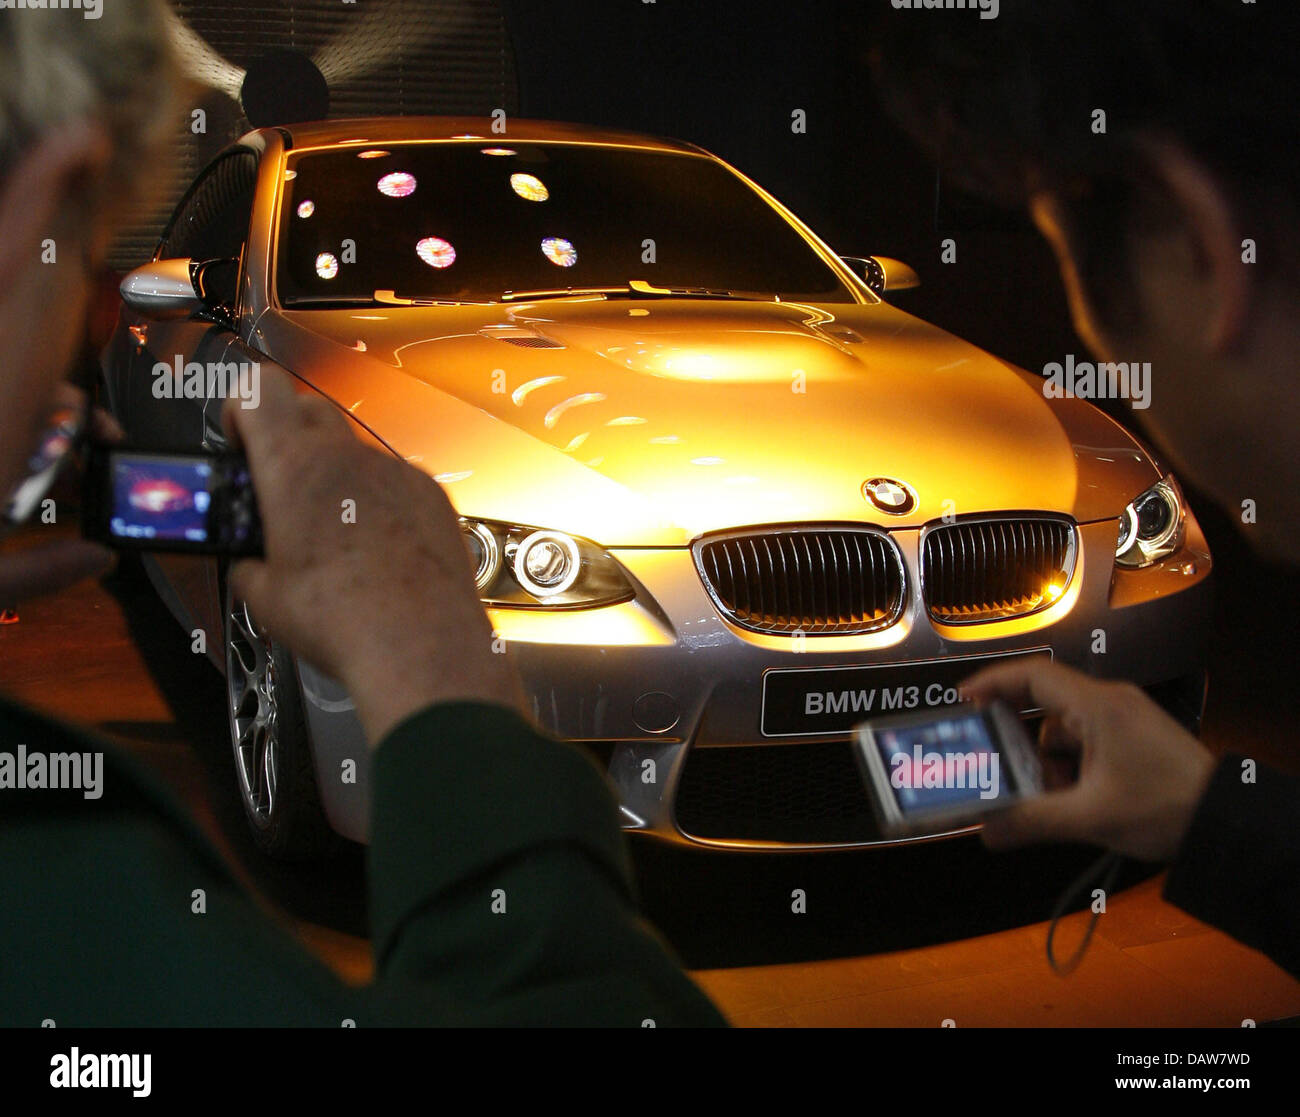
<box><xmin>365</xmin><ymin>701</ymin><xmax>726</xmax><ymax>1026</ymax></box>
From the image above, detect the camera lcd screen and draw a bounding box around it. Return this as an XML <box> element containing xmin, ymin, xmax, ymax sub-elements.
<box><xmin>109</xmin><ymin>455</ymin><xmax>214</xmax><ymax>544</ymax></box>
<box><xmin>871</xmin><ymin>712</ymin><xmax>1016</xmax><ymax>814</ymax></box>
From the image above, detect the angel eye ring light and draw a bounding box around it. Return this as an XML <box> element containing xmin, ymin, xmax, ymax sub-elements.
<box><xmin>512</xmin><ymin>530</ymin><xmax>581</xmax><ymax>597</ymax></box>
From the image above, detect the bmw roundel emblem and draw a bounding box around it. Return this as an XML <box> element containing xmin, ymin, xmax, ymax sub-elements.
<box><xmin>863</xmin><ymin>477</ymin><xmax>916</xmax><ymax>515</ymax></box>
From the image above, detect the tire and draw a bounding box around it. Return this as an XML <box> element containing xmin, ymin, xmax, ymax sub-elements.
<box><xmin>222</xmin><ymin>582</ymin><xmax>337</xmax><ymax>860</ymax></box>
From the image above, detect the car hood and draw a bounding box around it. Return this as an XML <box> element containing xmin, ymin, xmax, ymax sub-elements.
<box><xmin>267</xmin><ymin>298</ymin><xmax>1157</xmax><ymax>546</ymax></box>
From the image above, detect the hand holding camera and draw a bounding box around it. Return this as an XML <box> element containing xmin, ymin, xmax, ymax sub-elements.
<box><xmin>214</xmin><ymin>368</ymin><xmax>525</xmax><ymax>744</ymax></box>
<box><xmin>961</xmin><ymin>659</ymin><xmax>1216</xmax><ymax>862</ymax></box>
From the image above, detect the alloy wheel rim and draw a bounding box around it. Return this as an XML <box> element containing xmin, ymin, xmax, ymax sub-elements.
<box><xmin>226</xmin><ymin>599</ymin><xmax>279</xmax><ymax>824</ymax></box>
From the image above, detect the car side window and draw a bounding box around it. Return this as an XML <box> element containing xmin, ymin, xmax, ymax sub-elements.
<box><xmin>160</xmin><ymin>149</ymin><xmax>259</xmax><ymax>266</ymax></box>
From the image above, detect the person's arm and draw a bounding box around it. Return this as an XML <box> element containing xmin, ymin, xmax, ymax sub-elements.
<box><xmin>367</xmin><ymin>702</ymin><xmax>724</xmax><ymax>1026</ymax></box>
<box><xmin>1164</xmin><ymin>756</ymin><xmax>1300</xmax><ymax>979</ymax></box>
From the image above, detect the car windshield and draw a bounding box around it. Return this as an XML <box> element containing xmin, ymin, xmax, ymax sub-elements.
<box><xmin>275</xmin><ymin>141</ymin><xmax>857</xmax><ymax>306</ymax></box>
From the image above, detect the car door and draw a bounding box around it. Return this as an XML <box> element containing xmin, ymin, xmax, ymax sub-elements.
<box><xmin>112</xmin><ymin>148</ymin><xmax>260</xmax><ymax>652</ymax></box>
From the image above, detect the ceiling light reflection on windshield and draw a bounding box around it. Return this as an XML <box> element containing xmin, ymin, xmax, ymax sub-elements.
<box><xmin>315</xmin><ymin>253</ymin><xmax>339</xmax><ymax>279</ymax></box>
<box><xmin>416</xmin><ymin>236</ymin><xmax>456</xmax><ymax>269</ymax></box>
<box><xmin>482</xmin><ymin>147</ymin><xmax>515</xmax><ymax>156</ymax></box>
<box><xmin>541</xmin><ymin>237</ymin><xmax>577</xmax><ymax>267</ymax></box>
<box><xmin>296</xmin><ymin>200</ymin><xmax>315</xmax><ymax>218</ymax></box>
<box><xmin>511</xmin><ymin>173</ymin><xmax>549</xmax><ymax>201</ymax></box>
<box><xmin>377</xmin><ymin>172</ymin><xmax>417</xmax><ymax>198</ymax></box>
<box><xmin>357</xmin><ymin>149</ymin><xmax>390</xmax><ymax>159</ymax></box>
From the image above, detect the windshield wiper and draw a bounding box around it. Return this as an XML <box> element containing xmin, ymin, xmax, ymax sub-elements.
<box><xmin>285</xmin><ymin>283</ymin><xmax>780</xmax><ymax>309</ymax></box>
<box><xmin>281</xmin><ymin>295</ymin><xmax>388</xmax><ymax>308</ymax></box>
<box><xmin>501</xmin><ymin>286</ymin><xmax>636</xmax><ymax>302</ymax></box>
<box><xmin>281</xmin><ymin>290</ymin><xmax>493</xmax><ymax>308</ymax></box>
<box><xmin>501</xmin><ymin>279</ymin><xmax>779</xmax><ymax>302</ymax></box>
<box><xmin>372</xmin><ymin>290</ymin><xmax>495</xmax><ymax>306</ymax></box>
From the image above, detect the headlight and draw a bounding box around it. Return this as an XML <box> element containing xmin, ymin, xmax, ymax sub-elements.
<box><xmin>1115</xmin><ymin>476</ymin><xmax>1185</xmax><ymax>567</ymax></box>
<box><xmin>461</xmin><ymin>521</ymin><xmax>501</xmax><ymax>591</ymax></box>
<box><xmin>459</xmin><ymin>518</ymin><xmax>634</xmax><ymax>607</ymax></box>
<box><xmin>513</xmin><ymin>531</ymin><xmax>581</xmax><ymax>597</ymax></box>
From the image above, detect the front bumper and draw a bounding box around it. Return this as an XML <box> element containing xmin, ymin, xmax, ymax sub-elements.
<box><xmin>298</xmin><ymin>515</ymin><xmax>1212</xmax><ymax>850</ymax></box>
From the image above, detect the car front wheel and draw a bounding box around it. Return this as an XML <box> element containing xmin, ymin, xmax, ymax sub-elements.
<box><xmin>223</xmin><ymin>585</ymin><xmax>336</xmax><ymax>860</ymax></box>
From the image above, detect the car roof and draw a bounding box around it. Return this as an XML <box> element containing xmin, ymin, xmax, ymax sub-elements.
<box><xmin>249</xmin><ymin>116</ymin><xmax>708</xmax><ymax>156</ymax></box>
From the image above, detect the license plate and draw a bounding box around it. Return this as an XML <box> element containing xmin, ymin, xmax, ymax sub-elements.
<box><xmin>760</xmin><ymin>648</ymin><xmax>1052</xmax><ymax>737</ymax></box>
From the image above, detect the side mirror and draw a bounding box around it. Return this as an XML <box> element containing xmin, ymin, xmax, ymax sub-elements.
<box><xmin>120</xmin><ymin>257</ymin><xmax>239</xmax><ymax>324</ymax></box>
<box><xmin>840</xmin><ymin>255</ymin><xmax>921</xmax><ymax>297</ymax></box>
<box><xmin>120</xmin><ymin>258</ymin><xmax>202</xmax><ymax>320</ymax></box>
